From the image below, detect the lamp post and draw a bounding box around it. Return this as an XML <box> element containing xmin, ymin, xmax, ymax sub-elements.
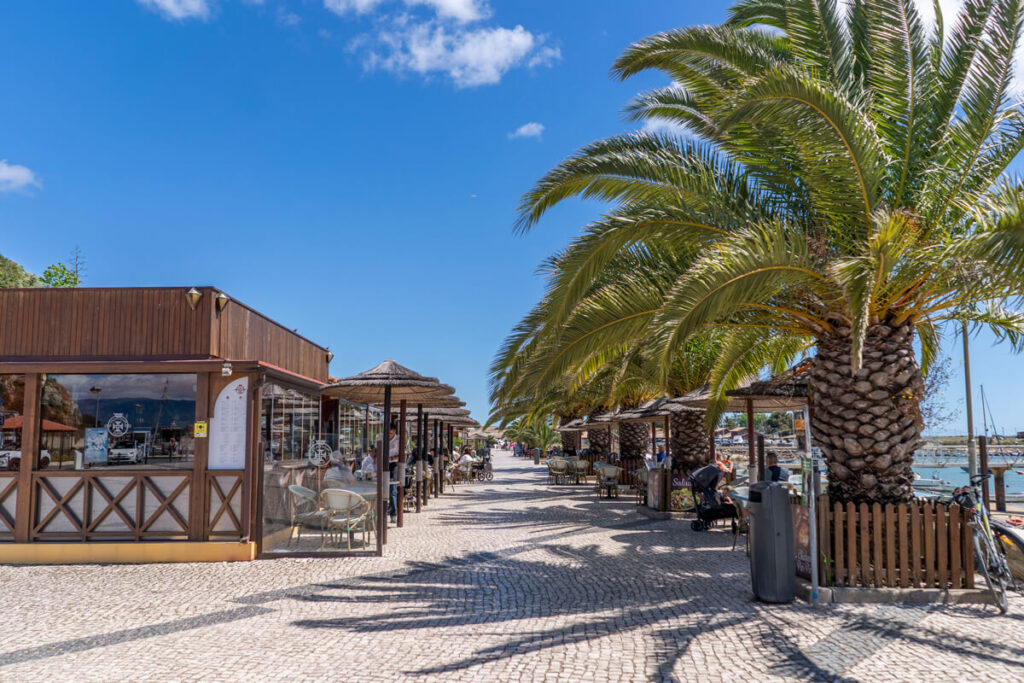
<box><xmin>89</xmin><ymin>386</ymin><xmax>102</xmax><ymax>427</ymax></box>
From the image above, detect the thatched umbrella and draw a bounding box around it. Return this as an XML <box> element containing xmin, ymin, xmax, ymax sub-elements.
<box><xmin>670</xmin><ymin>362</ymin><xmax>810</xmax><ymax>481</ymax></box>
<box><xmin>391</xmin><ymin>400</ymin><xmax>468</xmax><ymax>510</ymax></box>
<box><xmin>323</xmin><ymin>360</ymin><xmax>454</xmax><ymax>549</ymax></box>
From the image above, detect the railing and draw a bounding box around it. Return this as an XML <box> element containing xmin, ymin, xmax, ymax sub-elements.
<box><xmin>0</xmin><ymin>473</ymin><xmax>16</xmax><ymax>541</ymax></box>
<box><xmin>206</xmin><ymin>470</ymin><xmax>245</xmax><ymax>539</ymax></box>
<box><xmin>30</xmin><ymin>471</ymin><xmax>192</xmax><ymax>541</ymax></box>
<box><xmin>815</xmin><ymin>495</ymin><xmax>975</xmax><ymax>589</ymax></box>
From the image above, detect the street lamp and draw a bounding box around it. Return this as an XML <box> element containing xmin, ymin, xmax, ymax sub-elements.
<box><xmin>89</xmin><ymin>386</ymin><xmax>102</xmax><ymax>427</ymax></box>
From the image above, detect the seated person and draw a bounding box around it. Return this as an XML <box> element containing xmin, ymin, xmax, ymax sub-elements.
<box><xmin>766</xmin><ymin>452</ymin><xmax>789</xmax><ymax>482</ymax></box>
<box><xmin>359</xmin><ymin>452</ymin><xmax>376</xmax><ymax>478</ymax></box>
<box><xmin>324</xmin><ymin>456</ymin><xmax>358</xmax><ymax>486</ymax></box>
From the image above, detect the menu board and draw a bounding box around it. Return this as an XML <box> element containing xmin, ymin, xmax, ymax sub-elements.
<box><xmin>208</xmin><ymin>377</ymin><xmax>249</xmax><ymax>470</ymax></box>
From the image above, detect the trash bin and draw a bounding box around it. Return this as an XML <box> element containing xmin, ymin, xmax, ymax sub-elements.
<box><xmin>748</xmin><ymin>481</ymin><xmax>795</xmax><ymax>603</ymax></box>
<box><xmin>533</xmin><ymin>448</ymin><xmax>541</xmax><ymax>465</ymax></box>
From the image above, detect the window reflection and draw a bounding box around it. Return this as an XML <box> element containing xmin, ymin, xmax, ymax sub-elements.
<box><xmin>0</xmin><ymin>375</ymin><xmax>26</xmax><ymax>471</ymax></box>
<box><xmin>38</xmin><ymin>374</ymin><xmax>196</xmax><ymax>470</ymax></box>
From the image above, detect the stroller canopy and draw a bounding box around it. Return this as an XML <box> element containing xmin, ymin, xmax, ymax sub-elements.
<box><xmin>690</xmin><ymin>464</ymin><xmax>723</xmax><ymax>492</ymax></box>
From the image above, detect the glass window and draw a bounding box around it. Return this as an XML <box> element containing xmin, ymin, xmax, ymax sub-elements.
<box><xmin>0</xmin><ymin>375</ymin><xmax>26</xmax><ymax>471</ymax></box>
<box><xmin>260</xmin><ymin>384</ymin><xmax>391</xmax><ymax>555</ymax></box>
<box><xmin>39</xmin><ymin>374</ymin><xmax>197</xmax><ymax>470</ymax></box>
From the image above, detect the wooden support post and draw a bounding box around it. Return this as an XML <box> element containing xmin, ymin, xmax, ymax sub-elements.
<box><xmin>189</xmin><ymin>372</ymin><xmax>211</xmax><ymax>541</ymax></box>
<box><xmin>994</xmin><ymin>467</ymin><xmax>1007</xmax><ymax>513</ymax></box>
<box><xmin>756</xmin><ymin>434</ymin><xmax>765</xmax><ymax>484</ymax></box>
<box><xmin>14</xmin><ymin>373</ymin><xmax>40</xmax><ymax>543</ymax></box>
<box><xmin>978</xmin><ymin>436</ymin><xmax>990</xmax><ymax>511</ymax></box>
<box><xmin>397</xmin><ymin>399</ymin><xmax>407</xmax><ymax>528</ymax></box>
<box><xmin>433</xmin><ymin>419</ymin><xmax>440</xmax><ymax>498</ymax></box>
<box><xmin>379</xmin><ymin>387</ymin><xmax>391</xmax><ymax>553</ymax></box>
<box><xmin>651</xmin><ymin>422</ymin><xmax>657</xmax><ymax>459</ymax></box>
<box><xmin>415</xmin><ymin>405</ymin><xmax>423</xmax><ymax>513</ymax></box>
<box><xmin>746</xmin><ymin>399</ymin><xmax>755</xmax><ymax>477</ymax></box>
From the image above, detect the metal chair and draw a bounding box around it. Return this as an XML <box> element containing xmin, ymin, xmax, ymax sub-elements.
<box><xmin>633</xmin><ymin>468</ymin><xmax>649</xmax><ymax>504</ymax></box>
<box><xmin>287</xmin><ymin>484</ymin><xmax>327</xmax><ymax>546</ymax></box>
<box><xmin>547</xmin><ymin>458</ymin><xmax>569</xmax><ymax>484</ymax></box>
<box><xmin>596</xmin><ymin>466</ymin><xmax>623</xmax><ymax>499</ymax></box>
<box><xmin>322</xmin><ymin>488</ymin><xmax>372</xmax><ymax>551</ymax></box>
<box><xmin>572</xmin><ymin>459</ymin><xmax>591</xmax><ymax>485</ymax></box>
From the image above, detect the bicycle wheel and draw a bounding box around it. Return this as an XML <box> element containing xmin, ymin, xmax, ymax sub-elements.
<box><xmin>975</xmin><ymin>532</ymin><xmax>1009</xmax><ymax>614</ymax></box>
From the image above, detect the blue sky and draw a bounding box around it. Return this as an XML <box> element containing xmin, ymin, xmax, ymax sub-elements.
<box><xmin>1</xmin><ymin>0</ymin><xmax>1022</xmax><ymax>435</ymax></box>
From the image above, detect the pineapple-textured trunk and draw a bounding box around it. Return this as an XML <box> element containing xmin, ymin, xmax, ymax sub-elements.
<box><xmin>557</xmin><ymin>415</ymin><xmax>576</xmax><ymax>452</ymax></box>
<box><xmin>670</xmin><ymin>409</ymin><xmax>712</xmax><ymax>472</ymax></box>
<box><xmin>619</xmin><ymin>421</ymin><xmax>650</xmax><ymax>459</ymax></box>
<box><xmin>586</xmin><ymin>424</ymin><xmax>610</xmax><ymax>457</ymax></box>
<box><xmin>810</xmin><ymin>319</ymin><xmax>923</xmax><ymax>505</ymax></box>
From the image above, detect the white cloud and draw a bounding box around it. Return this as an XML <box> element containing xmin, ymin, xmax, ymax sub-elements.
<box><xmin>136</xmin><ymin>0</ymin><xmax>211</xmax><ymax>20</ymax></box>
<box><xmin>364</xmin><ymin>20</ymin><xmax>559</xmax><ymax>87</ymax></box>
<box><xmin>508</xmin><ymin>122</ymin><xmax>544</xmax><ymax>139</ymax></box>
<box><xmin>405</xmin><ymin>0</ymin><xmax>489</xmax><ymax>23</ymax></box>
<box><xmin>326</xmin><ymin>0</ymin><xmax>487</xmax><ymax>22</ymax></box>
<box><xmin>324</xmin><ymin>0</ymin><xmax>386</xmax><ymax>15</ymax></box>
<box><xmin>0</xmin><ymin>160</ymin><xmax>40</xmax><ymax>194</ymax></box>
<box><xmin>640</xmin><ymin>118</ymin><xmax>690</xmax><ymax>138</ymax></box>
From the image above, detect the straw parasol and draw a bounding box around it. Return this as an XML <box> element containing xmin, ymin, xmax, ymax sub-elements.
<box><xmin>668</xmin><ymin>361</ymin><xmax>810</xmax><ymax>479</ymax></box>
<box><xmin>322</xmin><ymin>360</ymin><xmax>454</xmax><ymax>546</ymax></box>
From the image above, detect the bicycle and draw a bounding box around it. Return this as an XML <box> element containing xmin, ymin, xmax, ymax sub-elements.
<box><xmin>952</xmin><ymin>474</ymin><xmax>1015</xmax><ymax>614</ymax></box>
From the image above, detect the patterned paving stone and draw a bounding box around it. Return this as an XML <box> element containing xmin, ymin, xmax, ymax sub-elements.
<box><xmin>0</xmin><ymin>451</ymin><xmax>1021</xmax><ymax>682</ymax></box>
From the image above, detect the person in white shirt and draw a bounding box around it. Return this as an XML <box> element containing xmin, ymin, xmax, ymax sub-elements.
<box><xmin>376</xmin><ymin>424</ymin><xmax>401</xmax><ymax>521</ymax></box>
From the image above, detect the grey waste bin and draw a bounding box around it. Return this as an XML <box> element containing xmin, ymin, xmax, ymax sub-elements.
<box><xmin>533</xmin><ymin>449</ymin><xmax>541</xmax><ymax>465</ymax></box>
<box><xmin>748</xmin><ymin>481</ymin><xmax>795</xmax><ymax>603</ymax></box>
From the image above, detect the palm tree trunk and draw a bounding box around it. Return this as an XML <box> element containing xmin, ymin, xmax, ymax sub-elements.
<box><xmin>670</xmin><ymin>409</ymin><xmax>712</xmax><ymax>472</ymax></box>
<box><xmin>619</xmin><ymin>421</ymin><xmax>650</xmax><ymax>459</ymax></box>
<box><xmin>557</xmin><ymin>415</ymin><xmax>576</xmax><ymax>452</ymax></box>
<box><xmin>810</xmin><ymin>319</ymin><xmax>923</xmax><ymax>505</ymax></box>
<box><xmin>586</xmin><ymin>424</ymin><xmax>610</xmax><ymax>457</ymax></box>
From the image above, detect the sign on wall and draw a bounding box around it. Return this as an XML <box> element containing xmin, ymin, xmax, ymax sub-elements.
<box><xmin>208</xmin><ymin>377</ymin><xmax>249</xmax><ymax>470</ymax></box>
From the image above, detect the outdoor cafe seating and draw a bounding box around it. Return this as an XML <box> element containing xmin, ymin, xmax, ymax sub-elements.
<box><xmin>286</xmin><ymin>482</ymin><xmax>378</xmax><ymax>551</ymax></box>
<box><xmin>595</xmin><ymin>465</ymin><xmax>623</xmax><ymax>499</ymax></box>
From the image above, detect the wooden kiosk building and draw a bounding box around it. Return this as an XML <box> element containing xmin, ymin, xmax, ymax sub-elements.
<box><xmin>0</xmin><ymin>286</ymin><xmax>331</xmax><ymax>563</ymax></box>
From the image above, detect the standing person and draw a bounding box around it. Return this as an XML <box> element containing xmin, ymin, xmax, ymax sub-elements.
<box><xmin>376</xmin><ymin>421</ymin><xmax>400</xmax><ymax>523</ymax></box>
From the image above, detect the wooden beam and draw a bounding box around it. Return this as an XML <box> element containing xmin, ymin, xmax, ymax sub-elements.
<box><xmin>746</xmin><ymin>399</ymin><xmax>756</xmax><ymax>479</ymax></box>
<box><xmin>14</xmin><ymin>373</ymin><xmax>39</xmax><ymax>543</ymax></box>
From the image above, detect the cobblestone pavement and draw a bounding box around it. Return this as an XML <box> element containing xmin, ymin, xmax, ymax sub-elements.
<box><xmin>1</xmin><ymin>451</ymin><xmax>1022</xmax><ymax>682</ymax></box>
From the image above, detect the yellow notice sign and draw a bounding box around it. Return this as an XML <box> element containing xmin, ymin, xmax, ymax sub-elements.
<box><xmin>194</xmin><ymin>421</ymin><xmax>208</xmax><ymax>438</ymax></box>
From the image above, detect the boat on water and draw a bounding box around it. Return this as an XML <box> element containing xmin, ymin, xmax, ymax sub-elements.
<box><xmin>913</xmin><ymin>472</ymin><xmax>949</xmax><ymax>490</ymax></box>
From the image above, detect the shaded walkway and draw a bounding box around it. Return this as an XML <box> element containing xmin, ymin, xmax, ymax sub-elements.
<box><xmin>0</xmin><ymin>451</ymin><xmax>1020</xmax><ymax>681</ymax></box>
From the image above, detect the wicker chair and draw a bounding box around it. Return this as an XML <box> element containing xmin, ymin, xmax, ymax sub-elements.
<box><xmin>287</xmin><ymin>484</ymin><xmax>328</xmax><ymax>546</ymax></box>
<box><xmin>322</xmin><ymin>488</ymin><xmax>372</xmax><ymax>551</ymax></box>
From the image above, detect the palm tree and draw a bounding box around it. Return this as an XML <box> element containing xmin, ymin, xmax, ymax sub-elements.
<box><xmin>491</xmin><ymin>221</ymin><xmax>803</xmax><ymax>469</ymax></box>
<box><xmin>515</xmin><ymin>0</ymin><xmax>1024</xmax><ymax>504</ymax></box>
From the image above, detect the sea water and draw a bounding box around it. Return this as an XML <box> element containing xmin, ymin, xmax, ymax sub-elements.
<box><xmin>913</xmin><ymin>466</ymin><xmax>1024</xmax><ymax>494</ymax></box>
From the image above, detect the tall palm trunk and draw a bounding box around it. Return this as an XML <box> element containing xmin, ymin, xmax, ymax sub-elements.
<box><xmin>586</xmin><ymin>424</ymin><xmax>610</xmax><ymax>457</ymax></box>
<box><xmin>557</xmin><ymin>415</ymin><xmax>576</xmax><ymax>452</ymax></box>
<box><xmin>810</xmin><ymin>318</ymin><xmax>923</xmax><ymax>504</ymax></box>
<box><xmin>619</xmin><ymin>421</ymin><xmax>650</xmax><ymax>459</ymax></box>
<box><xmin>670</xmin><ymin>409</ymin><xmax>712</xmax><ymax>472</ymax></box>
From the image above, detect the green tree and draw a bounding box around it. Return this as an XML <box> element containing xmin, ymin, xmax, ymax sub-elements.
<box><xmin>40</xmin><ymin>263</ymin><xmax>81</xmax><ymax>288</ymax></box>
<box><xmin>515</xmin><ymin>0</ymin><xmax>1024</xmax><ymax>504</ymax></box>
<box><xmin>0</xmin><ymin>254</ymin><xmax>41</xmax><ymax>288</ymax></box>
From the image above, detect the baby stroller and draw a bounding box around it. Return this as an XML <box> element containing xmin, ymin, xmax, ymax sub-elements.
<box><xmin>479</xmin><ymin>452</ymin><xmax>494</xmax><ymax>482</ymax></box>
<box><xmin>689</xmin><ymin>464</ymin><xmax>738</xmax><ymax>533</ymax></box>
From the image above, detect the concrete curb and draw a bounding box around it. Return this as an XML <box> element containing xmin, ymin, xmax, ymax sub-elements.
<box><xmin>796</xmin><ymin>577</ymin><xmax>993</xmax><ymax>605</ymax></box>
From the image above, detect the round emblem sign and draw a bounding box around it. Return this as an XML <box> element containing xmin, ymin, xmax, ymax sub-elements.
<box><xmin>306</xmin><ymin>440</ymin><xmax>333</xmax><ymax>467</ymax></box>
<box><xmin>107</xmin><ymin>413</ymin><xmax>131</xmax><ymax>438</ymax></box>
